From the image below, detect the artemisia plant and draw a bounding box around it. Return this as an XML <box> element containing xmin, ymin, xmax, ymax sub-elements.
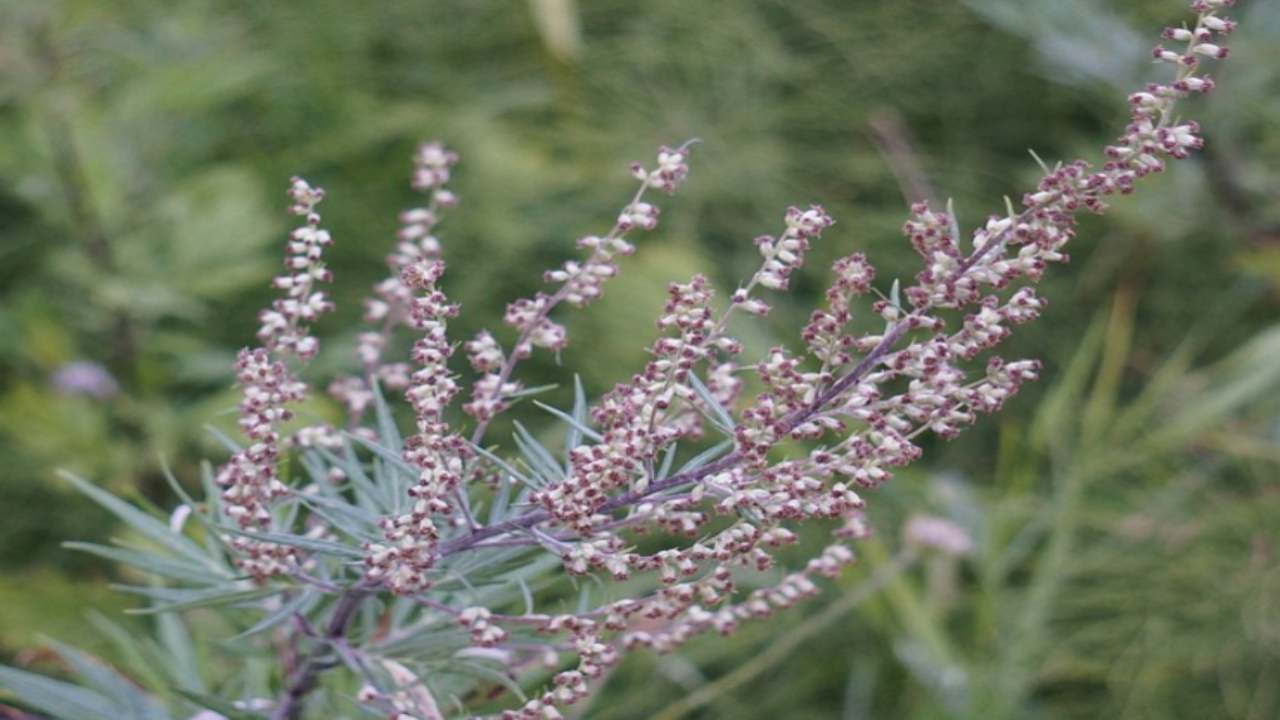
<box><xmin>0</xmin><ymin>2</ymin><xmax>1242</xmax><ymax>719</ymax></box>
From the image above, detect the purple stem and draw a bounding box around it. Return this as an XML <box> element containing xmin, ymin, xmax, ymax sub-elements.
<box><xmin>271</xmin><ymin>582</ymin><xmax>374</xmax><ymax>720</ymax></box>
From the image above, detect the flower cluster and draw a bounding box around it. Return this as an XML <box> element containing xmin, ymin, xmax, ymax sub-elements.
<box><xmin>331</xmin><ymin>143</ymin><xmax>460</xmax><ymax>430</ymax></box>
<box><xmin>458</xmin><ymin>606</ymin><xmax>509</xmax><ymax>647</ymax></box>
<box><xmin>217</xmin><ymin>349</ymin><xmax>304</xmax><ymax>529</ymax></box>
<box><xmin>463</xmin><ymin>145</ymin><xmax>692</xmax><ymax>427</ymax></box>
<box><xmin>363</xmin><ymin>258</ymin><xmax>472</xmax><ymax>594</ymax></box>
<box><xmin>216</xmin><ymin>178</ymin><xmax>334</xmax><ymax>580</ymax></box>
<box><xmin>802</xmin><ymin>252</ymin><xmax>875</xmax><ymax>369</ymax></box>
<box><xmin>256</xmin><ymin>178</ymin><xmax>334</xmax><ymax>360</ymax></box>
<box><xmin>534</xmin><ymin>274</ymin><xmax>719</xmax><ymax>533</ymax></box>
<box><xmin>753</xmin><ymin>205</ymin><xmax>834</xmax><ymax>291</ymax></box>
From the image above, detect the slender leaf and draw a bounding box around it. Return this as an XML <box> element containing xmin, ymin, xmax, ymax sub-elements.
<box><xmin>62</xmin><ymin>541</ymin><xmax>229</xmax><ymax>584</ymax></box>
<box><xmin>488</xmin><ymin>476</ymin><xmax>513</xmax><ymax>524</ymax></box>
<box><xmin>218</xmin><ymin>525</ymin><xmax>364</xmax><ymax>558</ymax></box>
<box><xmin>118</xmin><ymin>584</ymin><xmax>284</xmax><ymax>615</ymax></box>
<box><xmin>533</xmin><ymin>399</ymin><xmax>603</xmax><ymax>444</ymax></box>
<box><xmin>158</xmin><ymin>612</ymin><xmax>205</xmax><ymax>693</ymax></box>
<box><xmin>675</xmin><ymin>439</ymin><xmax>734</xmax><ymax>478</ymax></box>
<box><xmin>512</xmin><ymin>421</ymin><xmax>565</xmax><ymax>483</ymax></box>
<box><xmin>44</xmin><ymin>640</ymin><xmax>166</xmax><ymax>720</ymax></box>
<box><xmin>85</xmin><ymin>612</ymin><xmax>170</xmax><ymax>699</ymax></box>
<box><xmin>60</xmin><ymin>471</ymin><xmax>209</xmax><ymax>564</ymax></box>
<box><xmin>507</xmin><ymin>383</ymin><xmax>559</xmax><ymax>400</ymax></box>
<box><xmin>316</xmin><ymin>441</ymin><xmax>392</xmax><ymax>513</ymax></box>
<box><xmin>230</xmin><ymin>588</ymin><xmax>322</xmax><ymax>641</ymax></box>
<box><xmin>203</xmin><ymin>425</ymin><xmax>243</xmax><ymax>454</ymax></box>
<box><xmin>469</xmin><ymin>442</ymin><xmax>538</xmax><ymax>489</ymax></box>
<box><xmin>295</xmin><ymin>493</ymin><xmax>380</xmax><ymax>543</ymax></box>
<box><xmin>518</xmin><ymin>578</ymin><xmax>535</xmax><ymax>616</ymax></box>
<box><xmin>370</xmin><ymin>378</ymin><xmax>404</xmax><ymax>452</ymax></box>
<box><xmin>0</xmin><ymin>665</ymin><xmax>120</xmax><ymax>720</ymax></box>
<box><xmin>688</xmin><ymin>373</ymin><xmax>735</xmax><ymax>433</ymax></box>
<box><xmin>348</xmin><ymin>431</ymin><xmax>417</xmax><ymax>482</ymax></box>
<box><xmin>568</xmin><ymin>375</ymin><xmax>590</xmax><ymax>456</ymax></box>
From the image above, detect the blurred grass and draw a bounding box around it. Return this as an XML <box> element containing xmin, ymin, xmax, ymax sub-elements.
<box><xmin>0</xmin><ymin>0</ymin><xmax>1277</xmax><ymax>717</ymax></box>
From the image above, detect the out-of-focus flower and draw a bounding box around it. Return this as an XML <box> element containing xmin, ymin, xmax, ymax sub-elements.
<box><xmin>50</xmin><ymin>361</ymin><xmax>119</xmax><ymax>399</ymax></box>
<box><xmin>904</xmin><ymin>515</ymin><xmax>975</xmax><ymax>556</ymax></box>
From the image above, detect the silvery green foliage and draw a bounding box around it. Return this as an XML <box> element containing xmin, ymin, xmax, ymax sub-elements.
<box><xmin>0</xmin><ymin>2</ymin><xmax>1244</xmax><ymax>718</ymax></box>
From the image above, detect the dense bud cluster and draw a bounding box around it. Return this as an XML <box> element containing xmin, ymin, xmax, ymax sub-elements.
<box><xmin>214</xmin><ymin>349</ymin><xmax>304</xmax><ymax>578</ymax></box>
<box><xmin>535</xmin><ymin>275</ymin><xmax>719</xmax><ymax>532</ymax></box>
<box><xmin>803</xmin><ymin>252</ymin><xmax>875</xmax><ymax>368</ymax></box>
<box><xmin>257</xmin><ymin>178</ymin><xmax>334</xmax><ymax>360</ymax></box>
<box><xmin>330</xmin><ymin>143</ymin><xmax>459</xmax><ymax>430</ymax></box>
<box><xmin>363</xmin><ymin>258</ymin><xmax>472</xmax><ymax>594</ymax></box>
<box><xmin>217</xmin><ymin>179</ymin><xmax>335</xmax><ymax>580</ymax></box>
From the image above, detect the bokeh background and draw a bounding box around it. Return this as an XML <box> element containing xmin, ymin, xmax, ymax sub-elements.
<box><xmin>2</xmin><ymin>0</ymin><xmax>1279</xmax><ymax>717</ymax></box>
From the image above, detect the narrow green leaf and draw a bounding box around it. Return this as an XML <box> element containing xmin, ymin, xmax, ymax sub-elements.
<box><xmin>295</xmin><ymin>494</ymin><xmax>380</xmax><ymax>543</ymax></box>
<box><xmin>159</xmin><ymin>461</ymin><xmax>235</xmax><ymax>567</ymax></box>
<box><xmin>533</xmin><ymin>400</ymin><xmax>603</xmax><ymax>444</ymax></box>
<box><xmin>230</xmin><ymin>588</ymin><xmax>320</xmax><ymax>641</ymax></box>
<box><xmin>218</xmin><ymin>526</ymin><xmax>364</xmax><ymax>559</ymax></box>
<box><xmin>85</xmin><ymin>612</ymin><xmax>170</xmax><ymax>698</ymax></box>
<box><xmin>389</xmin><ymin>594</ymin><xmax>419</xmax><ymax>630</ymax></box>
<box><xmin>372</xmin><ymin>452</ymin><xmax>406</xmax><ymax>515</ymax></box>
<box><xmin>0</xmin><ymin>665</ymin><xmax>119</xmax><ymax>720</ymax></box>
<box><xmin>60</xmin><ymin>471</ymin><xmax>208</xmax><ymax>564</ymax></box>
<box><xmin>469</xmin><ymin>442</ymin><xmax>538</xmax><ymax>489</ymax></box>
<box><xmin>688</xmin><ymin>373</ymin><xmax>735</xmax><ymax>433</ymax></box>
<box><xmin>119</xmin><ymin>585</ymin><xmax>283</xmax><ymax>615</ymax></box>
<box><xmin>449</xmin><ymin>659</ymin><xmax>528</xmax><ymax>701</ymax></box>
<box><xmin>158</xmin><ymin>612</ymin><xmax>205</xmax><ymax>693</ymax></box>
<box><xmin>1027</xmin><ymin>149</ymin><xmax>1051</xmax><ymax>175</ymax></box>
<box><xmin>203</xmin><ymin>424</ymin><xmax>243</xmax><ymax>454</ymax></box>
<box><xmin>200</xmin><ymin>461</ymin><xmax>224</xmax><ymax>523</ymax></box>
<box><xmin>507</xmin><ymin>382</ymin><xmax>559</xmax><ymax>400</ymax></box>
<box><xmin>158</xmin><ymin>457</ymin><xmax>201</xmax><ymax>514</ymax></box>
<box><xmin>44</xmin><ymin>640</ymin><xmax>165</xmax><ymax>720</ymax></box>
<box><xmin>488</xmin><ymin>476</ymin><xmax>513</xmax><ymax>524</ymax></box>
<box><xmin>1028</xmin><ymin>313</ymin><xmax>1104</xmax><ymax>452</ymax></box>
<box><xmin>656</xmin><ymin>442</ymin><xmax>678</xmax><ymax>483</ymax></box>
<box><xmin>370</xmin><ymin>378</ymin><xmax>403</xmax><ymax>452</ymax></box>
<box><xmin>158</xmin><ymin>459</ymin><xmax>236</xmax><ymax>570</ymax></box>
<box><xmin>513</xmin><ymin>421</ymin><xmax>565</xmax><ymax>483</ymax></box>
<box><xmin>316</xmin><ymin>441</ymin><xmax>392</xmax><ymax>513</ymax></box>
<box><xmin>348</xmin><ymin>432</ymin><xmax>417</xmax><ymax>482</ymax></box>
<box><xmin>518</xmin><ymin>578</ymin><xmax>535</xmax><ymax>616</ymax></box>
<box><xmin>569</xmin><ymin>374</ymin><xmax>590</xmax><ymax>456</ymax></box>
<box><xmin>675</xmin><ymin>439</ymin><xmax>733</xmax><ymax>477</ymax></box>
<box><xmin>62</xmin><ymin>542</ymin><xmax>228</xmax><ymax>584</ymax></box>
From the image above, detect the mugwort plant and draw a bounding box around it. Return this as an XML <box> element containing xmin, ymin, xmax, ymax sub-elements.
<box><xmin>0</xmin><ymin>1</ymin><xmax>1242</xmax><ymax>718</ymax></box>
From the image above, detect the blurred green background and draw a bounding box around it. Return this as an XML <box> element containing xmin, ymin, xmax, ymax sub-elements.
<box><xmin>1</xmin><ymin>0</ymin><xmax>1278</xmax><ymax>717</ymax></box>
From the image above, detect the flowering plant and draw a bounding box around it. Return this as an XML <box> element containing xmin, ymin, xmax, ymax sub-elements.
<box><xmin>0</xmin><ymin>1</ymin><xmax>1243</xmax><ymax>718</ymax></box>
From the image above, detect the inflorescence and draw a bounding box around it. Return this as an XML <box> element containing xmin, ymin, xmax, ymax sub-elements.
<box><xmin>212</xmin><ymin>2</ymin><xmax>1239</xmax><ymax>716</ymax></box>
